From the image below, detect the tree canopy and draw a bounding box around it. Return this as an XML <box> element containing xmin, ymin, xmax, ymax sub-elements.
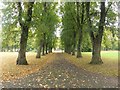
<box><xmin>1</xmin><ymin>1</ymin><xmax>118</xmax><ymax>65</ymax></box>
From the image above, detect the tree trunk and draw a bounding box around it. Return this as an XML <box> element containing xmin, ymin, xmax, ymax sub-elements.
<box><xmin>65</xmin><ymin>46</ymin><xmax>71</xmax><ymax>54</ymax></box>
<box><xmin>72</xmin><ymin>51</ymin><xmax>75</xmax><ymax>55</ymax></box>
<box><xmin>72</xmin><ymin>46</ymin><xmax>75</xmax><ymax>55</ymax></box>
<box><xmin>86</xmin><ymin>2</ymin><xmax>105</xmax><ymax>64</ymax></box>
<box><xmin>72</xmin><ymin>30</ymin><xmax>76</xmax><ymax>55</ymax></box>
<box><xmin>36</xmin><ymin>43</ymin><xmax>42</xmax><ymax>58</ymax></box>
<box><xmin>76</xmin><ymin>36</ymin><xmax>82</xmax><ymax>58</ymax></box>
<box><xmin>90</xmin><ymin>2</ymin><xmax>105</xmax><ymax>64</ymax></box>
<box><xmin>46</xmin><ymin>43</ymin><xmax>48</xmax><ymax>54</ymax></box>
<box><xmin>76</xmin><ymin>2</ymin><xmax>84</xmax><ymax>58</ymax></box>
<box><xmin>7</xmin><ymin>47</ymin><xmax>8</xmax><ymax>51</ymax></box>
<box><xmin>64</xmin><ymin>46</ymin><xmax>66</xmax><ymax>53</ymax></box>
<box><xmin>16</xmin><ymin>2</ymin><xmax>34</xmax><ymax>65</ymax></box>
<box><xmin>48</xmin><ymin>47</ymin><xmax>50</xmax><ymax>53</ymax></box>
<box><xmin>90</xmin><ymin>38</ymin><xmax>103</xmax><ymax>64</ymax></box>
<box><xmin>17</xmin><ymin>26</ymin><xmax>28</xmax><ymax>65</ymax></box>
<box><xmin>68</xmin><ymin>48</ymin><xmax>71</xmax><ymax>54</ymax></box>
<box><xmin>36</xmin><ymin>40</ymin><xmax>44</xmax><ymax>58</ymax></box>
<box><xmin>50</xmin><ymin>47</ymin><xmax>52</xmax><ymax>53</ymax></box>
<box><xmin>42</xmin><ymin>44</ymin><xmax>45</xmax><ymax>56</ymax></box>
<box><xmin>48</xmin><ymin>46</ymin><xmax>52</xmax><ymax>53</ymax></box>
<box><xmin>42</xmin><ymin>33</ymin><xmax>46</xmax><ymax>56</ymax></box>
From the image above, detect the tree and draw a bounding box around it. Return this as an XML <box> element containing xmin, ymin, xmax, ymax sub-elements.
<box><xmin>61</xmin><ymin>3</ymin><xmax>77</xmax><ymax>54</ymax></box>
<box><xmin>33</xmin><ymin>2</ymin><xmax>58</xmax><ymax>58</ymax></box>
<box><xmin>2</xmin><ymin>3</ymin><xmax>20</xmax><ymax>52</ymax></box>
<box><xmin>61</xmin><ymin>2</ymin><xmax>86</xmax><ymax>57</ymax></box>
<box><xmin>76</xmin><ymin>2</ymin><xmax>85</xmax><ymax>58</ymax></box>
<box><xmin>86</xmin><ymin>2</ymin><xmax>113</xmax><ymax>64</ymax></box>
<box><xmin>2</xmin><ymin>2</ymin><xmax>118</xmax><ymax>65</ymax></box>
<box><xmin>16</xmin><ymin>2</ymin><xmax>34</xmax><ymax>65</ymax></box>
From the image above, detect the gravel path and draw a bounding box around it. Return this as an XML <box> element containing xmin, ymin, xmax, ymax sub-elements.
<box><xmin>2</xmin><ymin>53</ymin><xmax>118</xmax><ymax>88</ymax></box>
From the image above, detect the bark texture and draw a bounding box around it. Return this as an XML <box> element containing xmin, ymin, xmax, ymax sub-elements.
<box><xmin>72</xmin><ymin>30</ymin><xmax>76</xmax><ymax>55</ymax></box>
<box><xmin>16</xmin><ymin>2</ymin><xmax>34</xmax><ymax>65</ymax></box>
<box><xmin>42</xmin><ymin>33</ymin><xmax>46</xmax><ymax>56</ymax></box>
<box><xmin>76</xmin><ymin>2</ymin><xmax>84</xmax><ymax>58</ymax></box>
<box><xmin>86</xmin><ymin>2</ymin><xmax>105</xmax><ymax>64</ymax></box>
<box><xmin>36</xmin><ymin>40</ymin><xmax>43</xmax><ymax>58</ymax></box>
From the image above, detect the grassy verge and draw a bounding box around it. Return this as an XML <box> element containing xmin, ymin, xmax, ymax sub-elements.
<box><xmin>82</xmin><ymin>51</ymin><xmax>118</xmax><ymax>60</ymax></box>
<box><xmin>64</xmin><ymin>51</ymin><xmax>118</xmax><ymax>77</ymax></box>
<box><xmin>0</xmin><ymin>52</ymin><xmax>55</xmax><ymax>81</ymax></box>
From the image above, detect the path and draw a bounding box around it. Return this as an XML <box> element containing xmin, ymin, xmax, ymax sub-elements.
<box><xmin>2</xmin><ymin>53</ymin><xmax>118</xmax><ymax>88</ymax></box>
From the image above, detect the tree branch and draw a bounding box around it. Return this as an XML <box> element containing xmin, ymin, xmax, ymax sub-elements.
<box><xmin>26</xmin><ymin>2</ymin><xmax>34</xmax><ymax>27</ymax></box>
<box><xmin>86</xmin><ymin>2</ymin><xmax>95</xmax><ymax>40</ymax></box>
<box><xmin>105</xmin><ymin>2</ymin><xmax>112</xmax><ymax>16</ymax></box>
<box><xmin>17</xmin><ymin>2</ymin><xmax>24</xmax><ymax>27</ymax></box>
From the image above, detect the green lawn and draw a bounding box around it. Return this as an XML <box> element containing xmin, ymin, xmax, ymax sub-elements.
<box><xmin>82</xmin><ymin>51</ymin><xmax>118</xmax><ymax>60</ymax></box>
<box><xmin>65</xmin><ymin>51</ymin><xmax>118</xmax><ymax>77</ymax></box>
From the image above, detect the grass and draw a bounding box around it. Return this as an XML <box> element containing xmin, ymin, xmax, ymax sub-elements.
<box><xmin>0</xmin><ymin>51</ymin><xmax>118</xmax><ymax>82</ymax></box>
<box><xmin>64</xmin><ymin>51</ymin><xmax>118</xmax><ymax>77</ymax></box>
<box><xmin>0</xmin><ymin>52</ymin><xmax>56</xmax><ymax>81</ymax></box>
<box><xmin>82</xmin><ymin>51</ymin><xmax>118</xmax><ymax>60</ymax></box>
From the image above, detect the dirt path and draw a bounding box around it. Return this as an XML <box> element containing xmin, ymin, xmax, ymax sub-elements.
<box><xmin>2</xmin><ymin>53</ymin><xmax>118</xmax><ymax>88</ymax></box>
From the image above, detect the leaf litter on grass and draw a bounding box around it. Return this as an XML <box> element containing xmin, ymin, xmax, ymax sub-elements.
<box><xmin>0</xmin><ymin>52</ymin><xmax>56</xmax><ymax>82</ymax></box>
<box><xmin>63</xmin><ymin>52</ymin><xmax>118</xmax><ymax>77</ymax></box>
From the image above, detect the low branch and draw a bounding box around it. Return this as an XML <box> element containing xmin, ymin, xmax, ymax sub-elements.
<box><xmin>86</xmin><ymin>2</ymin><xmax>95</xmax><ymax>40</ymax></box>
<box><xmin>17</xmin><ymin>2</ymin><xmax>24</xmax><ymax>27</ymax></box>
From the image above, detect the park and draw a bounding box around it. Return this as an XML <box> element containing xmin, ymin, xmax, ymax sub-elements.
<box><xmin>0</xmin><ymin>1</ymin><xmax>119</xmax><ymax>89</ymax></box>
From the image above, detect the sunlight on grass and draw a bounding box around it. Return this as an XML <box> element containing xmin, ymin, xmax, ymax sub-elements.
<box><xmin>0</xmin><ymin>52</ymin><xmax>56</xmax><ymax>81</ymax></box>
<box><xmin>101</xmin><ymin>51</ymin><xmax>118</xmax><ymax>60</ymax></box>
<box><xmin>82</xmin><ymin>51</ymin><xmax>118</xmax><ymax>60</ymax></box>
<box><xmin>64</xmin><ymin>51</ymin><xmax>118</xmax><ymax>77</ymax></box>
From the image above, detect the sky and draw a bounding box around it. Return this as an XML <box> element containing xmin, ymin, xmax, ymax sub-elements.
<box><xmin>55</xmin><ymin>0</ymin><xmax>62</xmax><ymax>37</ymax></box>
